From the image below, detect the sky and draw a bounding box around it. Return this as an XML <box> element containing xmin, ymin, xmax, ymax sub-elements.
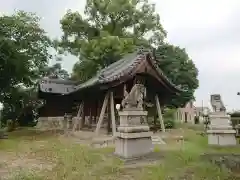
<box><xmin>1</xmin><ymin>0</ymin><xmax>240</xmax><ymax>110</ymax></box>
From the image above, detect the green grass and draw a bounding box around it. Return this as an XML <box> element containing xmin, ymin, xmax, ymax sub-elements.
<box><xmin>0</xmin><ymin>126</ymin><xmax>239</xmax><ymax>180</ymax></box>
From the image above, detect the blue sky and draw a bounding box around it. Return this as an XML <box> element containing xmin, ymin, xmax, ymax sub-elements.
<box><xmin>1</xmin><ymin>0</ymin><xmax>240</xmax><ymax>110</ymax></box>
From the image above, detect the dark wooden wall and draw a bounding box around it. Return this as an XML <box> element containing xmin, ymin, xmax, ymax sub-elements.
<box><xmin>38</xmin><ymin>75</ymin><xmax>172</xmax><ymax>118</ymax></box>
<box><xmin>38</xmin><ymin>94</ymin><xmax>73</xmax><ymax>117</ymax></box>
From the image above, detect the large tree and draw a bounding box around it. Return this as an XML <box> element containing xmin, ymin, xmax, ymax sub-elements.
<box><xmin>0</xmin><ymin>11</ymin><xmax>52</xmax><ymax>102</ymax></box>
<box><xmin>156</xmin><ymin>44</ymin><xmax>199</xmax><ymax>107</ymax></box>
<box><xmin>57</xmin><ymin>0</ymin><xmax>166</xmax><ymax>81</ymax></box>
<box><xmin>57</xmin><ymin>0</ymin><xmax>198</xmax><ymax>106</ymax></box>
<box><xmin>42</xmin><ymin>63</ymin><xmax>70</xmax><ymax>79</ymax></box>
<box><xmin>0</xmin><ymin>11</ymin><xmax>52</xmax><ymax>125</ymax></box>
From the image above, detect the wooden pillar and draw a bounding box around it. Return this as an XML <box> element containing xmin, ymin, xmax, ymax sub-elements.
<box><xmin>107</xmin><ymin>105</ymin><xmax>111</xmax><ymax>133</ymax></box>
<box><xmin>94</xmin><ymin>100</ymin><xmax>98</xmax><ymax>124</ymax></box>
<box><xmin>72</xmin><ymin>102</ymin><xmax>83</xmax><ymax>131</ymax></box>
<box><xmin>154</xmin><ymin>111</ymin><xmax>157</xmax><ymax>126</ymax></box>
<box><xmin>89</xmin><ymin>107</ymin><xmax>92</xmax><ymax>129</ymax></box>
<box><xmin>155</xmin><ymin>95</ymin><xmax>165</xmax><ymax>132</ymax></box>
<box><xmin>95</xmin><ymin>92</ymin><xmax>109</xmax><ymax>135</ymax></box>
<box><xmin>80</xmin><ymin>101</ymin><xmax>85</xmax><ymax>129</ymax></box>
<box><xmin>110</xmin><ymin>91</ymin><xmax>116</xmax><ymax>136</ymax></box>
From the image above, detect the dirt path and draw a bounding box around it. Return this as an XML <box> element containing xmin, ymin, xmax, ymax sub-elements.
<box><xmin>0</xmin><ymin>142</ymin><xmax>55</xmax><ymax>179</ymax></box>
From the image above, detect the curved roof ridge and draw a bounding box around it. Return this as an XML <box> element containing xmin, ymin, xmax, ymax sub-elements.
<box><xmin>39</xmin><ymin>49</ymin><xmax>187</xmax><ymax>95</ymax></box>
<box><xmin>99</xmin><ymin>52</ymin><xmax>139</xmax><ymax>79</ymax></box>
<box><xmin>145</xmin><ymin>53</ymin><xmax>186</xmax><ymax>92</ymax></box>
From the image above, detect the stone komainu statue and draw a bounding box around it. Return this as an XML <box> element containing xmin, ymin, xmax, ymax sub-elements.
<box><xmin>121</xmin><ymin>84</ymin><xmax>146</xmax><ymax>109</ymax></box>
<box><xmin>210</xmin><ymin>94</ymin><xmax>226</xmax><ymax>112</ymax></box>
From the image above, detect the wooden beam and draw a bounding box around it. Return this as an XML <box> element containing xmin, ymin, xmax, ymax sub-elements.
<box><xmin>110</xmin><ymin>91</ymin><xmax>116</xmax><ymax>136</ymax></box>
<box><xmin>155</xmin><ymin>95</ymin><xmax>165</xmax><ymax>132</ymax></box>
<box><xmin>95</xmin><ymin>92</ymin><xmax>110</xmax><ymax>135</ymax></box>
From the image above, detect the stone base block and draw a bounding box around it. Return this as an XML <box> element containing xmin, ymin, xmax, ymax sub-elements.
<box><xmin>207</xmin><ymin>130</ymin><xmax>237</xmax><ymax>146</ymax></box>
<box><xmin>36</xmin><ymin>117</ymin><xmax>68</xmax><ymax>131</ymax></box>
<box><xmin>114</xmin><ymin>132</ymin><xmax>153</xmax><ymax>159</ymax></box>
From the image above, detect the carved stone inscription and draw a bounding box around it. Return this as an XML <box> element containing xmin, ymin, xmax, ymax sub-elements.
<box><xmin>127</xmin><ymin>116</ymin><xmax>141</xmax><ymax>126</ymax></box>
<box><xmin>126</xmin><ymin>115</ymin><xmax>147</xmax><ymax>125</ymax></box>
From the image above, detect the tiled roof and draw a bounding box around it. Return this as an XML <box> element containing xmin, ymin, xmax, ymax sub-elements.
<box><xmin>72</xmin><ymin>50</ymin><xmax>186</xmax><ymax>93</ymax></box>
<box><xmin>38</xmin><ymin>50</ymin><xmax>186</xmax><ymax>95</ymax></box>
<box><xmin>72</xmin><ymin>51</ymin><xmax>145</xmax><ymax>91</ymax></box>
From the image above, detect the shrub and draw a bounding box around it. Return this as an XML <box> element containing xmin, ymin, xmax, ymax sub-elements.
<box><xmin>164</xmin><ymin>118</ymin><xmax>175</xmax><ymax>129</ymax></box>
<box><xmin>163</xmin><ymin>108</ymin><xmax>176</xmax><ymax>119</ymax></box>
<box><xmin>162</xmin><ymin>108</ymin><xmax>176</xmax><ymax>129</ymax></box>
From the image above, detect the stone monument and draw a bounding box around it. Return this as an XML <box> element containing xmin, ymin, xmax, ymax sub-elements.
<box><xmin>207</xmin><ymin>94</ymin><xmax>237</xmax><ymax>146</ymax></box>
<box><xmin>114</xmin><ymin>83</ymin><xmax>153</xmax><ymax>159</ymax></box>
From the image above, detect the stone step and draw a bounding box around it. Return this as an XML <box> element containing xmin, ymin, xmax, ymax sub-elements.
<box><xmin>151</xmin><ymin>136</ymin><xmax>166</xmax><ymax>144</ymax></box>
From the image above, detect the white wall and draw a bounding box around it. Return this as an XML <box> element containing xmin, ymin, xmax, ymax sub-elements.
<box><xmin>40</xmin><ymin>82</ymin><xmax>75</xmax><ymax>94</ymax></box>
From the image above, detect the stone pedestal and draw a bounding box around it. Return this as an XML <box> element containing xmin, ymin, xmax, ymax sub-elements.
<box><xmin>114</xmin><ymin>109</ymin><xmax>153</xmax><ymax>159</ymax></box>
<box><xmin>207</xmin><ymin>112</ymin><xmax>237</xmax><ymax>146</ymax></box>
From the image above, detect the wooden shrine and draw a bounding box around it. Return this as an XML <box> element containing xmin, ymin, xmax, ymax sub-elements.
<box><xmin>37</xmin><ymin>49</ymin><xmax>185</xmax><ymax>134</ymax></box>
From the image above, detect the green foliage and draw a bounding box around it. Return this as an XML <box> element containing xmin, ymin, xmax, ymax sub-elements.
<box><xmin>0</xmin><ymin>11</ymin><xmax>52</xmax><ymax>126</ymax></box>
<box><xmin>1</xmin><ymin>128</ymin><xmax>239</xmax><ymax>179</ymax></box>
<box><xmin>57</xmin><ymin>0</ymin><xmax>166</xmax><ymax>82</ymax></box>
<box><xmin>0</xmin><ymin>11</ymin><xmax>52</xmax><ymax>99</ymax></box>
<box><xmin>148</xmin><ymin>108</ymin><xmax>176</xmax><ymax>130</ymax></box>
<box><xmin>56</xmin><ymin>0</ymin><xmax>199</xmax><ymax>108</ymax></box>
<box><xmin>12</xmin><ymin>170</ymin><xmax>44</xmax><ymax>180</ymax></box>
<box><xmin>162</xmin><ymin>108</ymin><xmax>176</xmax><ymax>129</ymax></box>
<box><xmin>42</xmin><ymin>63</ymin><xmax>70</xmax><ymax>79</ymax></box>
<box><xmin>0</xmin><ymin>86</ymin><xmax>41</xmax><ymax>126</ymax></box>
<box><xmin>164</xmin><ymin>118</ymin><xmax>175</xmax><ymax>129</ymax></box>
<box><xmin>156</xmin><ymin>44</ymin><xmax>199</xmax><ymax>107</ymax></box>
<box><xmin>1</xmin><ymin>63</ymin><xmax>68</xmax><ymax>127</ymax></box>
<box><xmin>163</xmin><ymin>108</ymin><xmax>176</xmax><ymax>119</ymax></box>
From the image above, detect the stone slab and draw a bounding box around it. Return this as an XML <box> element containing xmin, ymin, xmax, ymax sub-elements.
<box><xmin>118</xmin><ymin>110</ymin><xmax>148</xmax><ymax>116</ymax></box>
<box><xmin>117</xmin><ymin>125</ymin><xmax>149</xmax><ymax>133</ymax></box>
<box><xmin>115</xmin><ymin>131</ymin><xmax>153</xmax><ymax>139</ymax></box>
<box><xmin>209</xmin><ymin>126</ymin><xmax>234</xmax><ymax>130</ymax></box>
<box><xmin>151</xmin><ymin>136</ymin><xmax>166</xmax><ymax>144</ymax></box>
<box><xmin>209</xmin><ymin>113</ymin><xmax>230</xmax><ymax>118</ymax></box>
<box><xmin>207</xmin><ymin>129</ymin><xmax>236</xmax><ymax>134</ymax></box>
<box><xmin>207</xmin><ymin>111</ymin><xmax>237</xmax><ymax>146</ymax></box>
<box><xmin>114</xmin><ymin>151</ymin><xmax>164</xmax><ymax>165</ymax></box>
<box><xmin>36</xmin><ymin>116</ymin><xmax>73</xmax><ymax>130</ymax></box>
<box><xmin>207</xmin><ymin>133</ymin><xmax>237</xmax><ymax>146</ymax></box>
<box><xmin>209</xmin><ymin>116</ymin><xmax>231</xmax><ymax>127</ymax></box>
<box><xmin>115</xmin><ymin>136</ymin><xmax>153</xmax><ymax>159</ymax></box>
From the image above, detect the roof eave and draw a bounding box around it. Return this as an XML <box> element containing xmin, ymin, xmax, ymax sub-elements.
<box><xmin>145</xmin><ymin>53</ymin><xmax>186</xmax><ymax>94</ymax></box>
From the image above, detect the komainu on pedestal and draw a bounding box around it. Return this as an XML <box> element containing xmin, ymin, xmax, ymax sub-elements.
<box><xmin>207</xmin><ymin>94</ymin><xmax>237</xmax><ymax>146</ymax></box>
<box><xmin>115</xmin><ymin>83</ymin><xmax>153</xmax><ymax>159</ymax></box>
